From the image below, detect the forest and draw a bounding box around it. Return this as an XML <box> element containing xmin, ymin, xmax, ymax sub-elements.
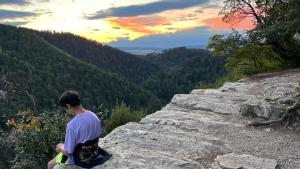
<box><xmin>0</xmin><ymin>0</ymin><xmax>299</xmax><ymax>168</ymax></box>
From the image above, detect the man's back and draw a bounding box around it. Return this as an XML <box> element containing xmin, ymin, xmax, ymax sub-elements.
<box><xmin>64</xmin><ymin>111</ymin><xmax>101</xmax><ymax>164</ymax></box>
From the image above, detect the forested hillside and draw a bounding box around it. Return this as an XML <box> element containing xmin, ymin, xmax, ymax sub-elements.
<box><xmin>139</xmin><ymin>47</ymin><xmax>211</xmax><ymax>68</ymax></box>
<box><xmin>142</xmin><ymin>48</ymin><xmax>226</xmax><ymax>101</ymax></box>
<box><xmin>0</xmin><ymin>24</ymin><xmax>161</xmax><ymax>118</ymax></box>
<box><xmin>35</xmin><ymin>31</ymin><xmax>160</xmax><ymax>83</ymax></box>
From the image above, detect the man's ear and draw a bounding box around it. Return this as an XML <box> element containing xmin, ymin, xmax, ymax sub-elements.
<box><xmin>66</xmin><ymin>104</ymin><xmax>71</xmax><ymax>109</ymax></box>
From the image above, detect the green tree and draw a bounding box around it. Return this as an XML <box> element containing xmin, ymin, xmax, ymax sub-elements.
<box><xmin>220</xmin><ymin>0</ymin><xmax>300</xmax><ymax>66</ymax></box>
<box><xmin>207</xmin><ymin>31</ymin><xmax>283</xmax><ymax>76</ymax></box>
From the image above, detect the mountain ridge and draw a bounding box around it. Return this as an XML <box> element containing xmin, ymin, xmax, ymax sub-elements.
<box><xmin>0</xmin><ymin>24</ymin><xmax>161</xmax><ymax>114</ymax></box>
<box><xmin>34</xmin><ymin>31</ymin><xmax>161</xmax><ymax>83</ymax></box>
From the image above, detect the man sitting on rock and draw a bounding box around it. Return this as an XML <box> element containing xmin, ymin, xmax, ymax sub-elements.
<box><xmin>48</xmin><ymin>90</ymin><xmax>110</xmax><ymax>169</ymax></box>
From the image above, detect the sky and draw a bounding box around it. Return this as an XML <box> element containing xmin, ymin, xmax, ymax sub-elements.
<box><xmin>0</xmin><ymin>0</ymin><xmax>255</xmax><ymax>48</ymax></box>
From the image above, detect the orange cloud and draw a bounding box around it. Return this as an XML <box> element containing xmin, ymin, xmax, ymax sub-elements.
<box><xmin>202</xmin><ymin>16</ymin><xmax>255</xmax><ymax>30</ymax></box>
<box><xmin>108</xmin><ymin>16</ymin><xmax>170</xmax><ymax>35</ymax></box>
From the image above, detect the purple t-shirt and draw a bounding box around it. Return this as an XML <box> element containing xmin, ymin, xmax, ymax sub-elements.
<box><xmin>64</xmin><ymin>111</ymin><xmax>101</xmax><ymax>164</ymax></box>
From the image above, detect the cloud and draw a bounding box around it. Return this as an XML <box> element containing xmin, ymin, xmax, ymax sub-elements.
<box><xmin>166</xmin><ymin>27</ymin><xmax>175</xmax><ymax>30</ymax></box>
<box><xmin>195</xmin><ymin>9</ymin><xmax>204</xmax><ymax>13</ymax></box>
<box><xmin>178</xmin><ymin>13</ymin><xmax>199</xmax><ymax>21</ymax></box>
<box><xmin>34</xmin><ymin>9</ymin><xmax>52</xmax><ymax>14</ymax></box>
<box><xmin>202</xmin><ymin>16</ymin><xmax>255</xmax><ymax>30</ymax></box>
<box><xmin>108</xmin><ymin>16</ymin><xmax>170</xmax><ymax>34</ymax></box>
<box><xmin>85</xmin><ymin>0</ymin><xmax>209</xmax><ymax>19</ymax></box>
<box><xmin>0</xmin><ymin>0</ymin><xmax>29</xmax><ymax>5</ymax></box>
<box><xmin>0</xmin><ymin>9</ymin><xmax>37</xmax><ymax>19</ymax></box>
<box><xmin>108</xmin><ymin>26</ymin><xmax>230</xmax><ymax>48</ymax></box>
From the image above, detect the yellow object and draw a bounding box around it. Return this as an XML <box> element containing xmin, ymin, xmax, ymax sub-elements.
<box><xmin>55</xmin><ymin>152</ymin><xmax>67</xmax><ymax>164</ymax></box>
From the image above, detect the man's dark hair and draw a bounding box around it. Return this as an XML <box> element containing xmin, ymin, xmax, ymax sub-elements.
<box><xmin>59</xmin><ymin>90</ymin><xmax>81</xmax><ymax>108</ymax></box>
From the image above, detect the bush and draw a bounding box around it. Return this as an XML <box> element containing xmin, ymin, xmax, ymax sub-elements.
<box><xmin>104</xmin><ymin>102</ymin><xmax>147</xmax><ymax>135</ymax></box>
<box><xmin>11</xmin><ymin>110</ymin><xmax>70</xmax><ymax>169</ymax></box>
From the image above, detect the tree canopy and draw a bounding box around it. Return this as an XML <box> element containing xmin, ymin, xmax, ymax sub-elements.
<box><xmin>208</xmin><ymin>0</ymin><xmax>300</xmax><ymax>76</ymax></box>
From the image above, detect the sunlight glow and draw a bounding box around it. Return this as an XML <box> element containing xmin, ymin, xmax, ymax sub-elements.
<box><xmin>0</xmin><ymin>0</ymin><xmax>253</xmax><ymax>43</ymax></box>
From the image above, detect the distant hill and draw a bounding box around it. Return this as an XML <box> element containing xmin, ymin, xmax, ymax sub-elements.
<box><xmin>35</xmin><ymin>31</ymin><xmax>160</xmax><ymax>83</ymax></box>
<box><xmin>117</xmin><ymin>47</ymin><xmax>164</xmax><ymax>55</ymax></box>
<box><xmin>0</xmin><ymin>24</ymin><xmax>161</xmax><ymax>115</ymax></box>
<box><xmin>138</xmin><ymin>47</ymin><xmax>211</xmax><ymax>68</ymax></box>
<box><xmin>141</xmin><ymin>48</ymin><xmax>226</xmax><ymax>101</ymax></box>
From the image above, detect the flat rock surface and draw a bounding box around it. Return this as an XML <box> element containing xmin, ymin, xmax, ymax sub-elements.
<box><xmin>55</xmin><ymin>69</ymin><xmax>300</xmax><ymax>169</ymax></box>
<box><xmin>211</xmin><ymin>153</ymin><xmax>278</xmax><ymax>169</ymax></box>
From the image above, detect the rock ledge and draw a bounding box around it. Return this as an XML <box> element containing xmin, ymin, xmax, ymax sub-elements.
<box><xmin>55</xmin><ymin>69</ymin><xmax>300</xmax><ymax>169</ymax></box>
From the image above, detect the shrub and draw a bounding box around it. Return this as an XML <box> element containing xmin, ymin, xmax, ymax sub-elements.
<box><xmin>104</xmin><ymin>102</ymin><xmax>147</xmax><ymax>135</ymax></box>
<box><xmin>11</xmin><ymin>110</ymin><xmax>70</xmax><ymax>169</ymax></box>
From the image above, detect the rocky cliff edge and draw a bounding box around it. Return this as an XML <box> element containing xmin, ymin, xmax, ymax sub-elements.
<box><xmin>55</xmin><ymin>69</ymin><xmax>300</xmax><ymax>169</ymax></box>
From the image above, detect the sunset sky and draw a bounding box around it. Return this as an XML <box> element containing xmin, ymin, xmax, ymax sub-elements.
<box><xmin>0</xmin><ymin>0</ymin><xmax>255</xmax><ymax>48</ymax></box>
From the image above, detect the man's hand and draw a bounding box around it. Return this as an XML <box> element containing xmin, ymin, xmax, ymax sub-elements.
<box><xmin>55</xmin><ymin>143</ymin><xmax>70</xmax><ymax>156</ymax></box>
<box><xmin>55</xmin><ymin>143</ymin><xmax>64</xmax><ymax>153</ymax></box>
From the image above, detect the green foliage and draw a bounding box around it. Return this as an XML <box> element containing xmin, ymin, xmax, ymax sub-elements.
<box><xmin>207</xmin><ymin>31</ymin><xmax>245</xmax><ymax>56</ymax></box>
<box><xmin>104</xmin><ymin>102</ymin><xmax>146</xmax><ymax>135</ymax></box>
<box><xmin>207</xmin><ymin>31</ymin><xmax>285</xmax><ymax>77</ymax></box>
<box><xmin>227</xmin><ymin>44</ymin><xmax>284</xmax><ymax>75</ymax></box>
<box><xmin>254</xmin><ymin>0</ymin><xmax>300</xmax><ymax>65</ymax></box>
<box><xmin>142</xmin><ymin>48</ymin><xmax>226</xmax><ymax>101</ymax></box>
<box><xmin>11</xmin><ymin>110</ymin><xmax>70</xmax><ymax>169</ymax></box>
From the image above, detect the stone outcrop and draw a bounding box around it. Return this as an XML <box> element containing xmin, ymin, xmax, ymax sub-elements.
<box><xmin>55</xmin><ymin>69</ymin><xmax>300</xmax><ymax>169</ymax></box>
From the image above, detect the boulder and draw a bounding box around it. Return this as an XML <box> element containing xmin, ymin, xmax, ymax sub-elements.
<box><xmin>239</xmin><ymin>100</ymin><xmax>282</xmax><ymax>120</ymax></box>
